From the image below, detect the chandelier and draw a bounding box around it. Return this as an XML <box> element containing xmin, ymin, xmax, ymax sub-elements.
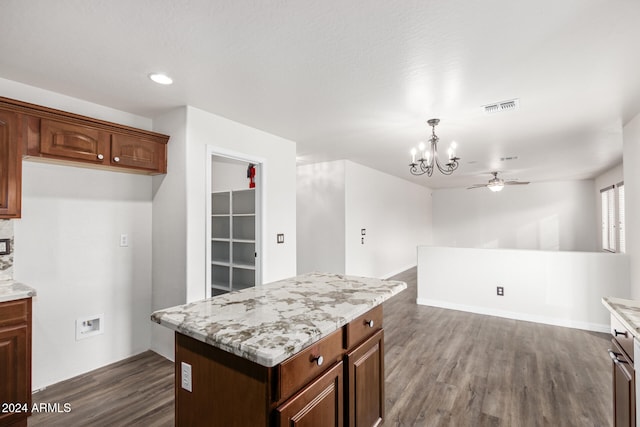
<box><xmin>409</xmin><ymin>118</ymin><xmax>460</xmax><ymax>176</ymax></box>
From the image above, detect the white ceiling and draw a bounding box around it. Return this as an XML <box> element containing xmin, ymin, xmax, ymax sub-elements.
<box><xmin>2</xmin><ymin>0</ymin><xmax>638</xmax><ymax>189</ymax></box>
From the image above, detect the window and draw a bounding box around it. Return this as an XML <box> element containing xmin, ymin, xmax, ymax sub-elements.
<box><xmin>601</xmin><ymin>182</ymin><xmax>625</xmax><ymax>253</ymax></box>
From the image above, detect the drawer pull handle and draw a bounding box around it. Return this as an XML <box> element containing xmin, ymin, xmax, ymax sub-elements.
<box><xmin>113</xmin><ymin>156</ymin><xmax>121</xmax><ymax>163</ymax></box>
<box><xmin>365</xmin><ymin>319</ymin><xmax>374</xmax><ymax>328</ymax></box>
<box><xmin>614</xmin><ymin>329</ymin><xmax>628</xmax><ymax>338</ymax></box>
<box><xmin>608</xmin><ymin>349</ymin><xmax>628</xmax><ymax>365</ymax></box>
<box><xmin>97</xmin><ymin>154</ymin><xmax>104</xmax><ymax>160</ymax></box>
<box><xmin>311</xmin><ymin>355</ymin><xmax>324</xmax><ymax>367</ymax></box>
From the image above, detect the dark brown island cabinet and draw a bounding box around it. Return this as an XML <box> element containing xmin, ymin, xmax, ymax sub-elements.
<box><xmin>609</xmin><ymin>314</ymin><xmax>636</xmax><ymax>427</ymax></box>
<box><xmin>175</xmin><ymin>305</ymin><xmax>385</xmax><ymax>427</ymax></box>
<box><xmin>0</xmin><ymin>298</ymin><xmax>32</xmax><ymax>427</ymax></box>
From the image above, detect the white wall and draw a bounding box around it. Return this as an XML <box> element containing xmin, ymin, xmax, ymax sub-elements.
<box><xmin>150</xmin><ymin>107</ymin><xmax>188</xmax><ymax>360</ymax></box>
<box><xmin>417</xmin><ymin>246</ymin><xmax>630</xmax><ymax>332</ymax></box>
<box><xmin>1</xmin><ymin>79</ymin><xmax>156</xmax><ymax>390</ymax></box>
<box><xmin>624</xmin><ymin>112</ymin><xmax>640</xmax><ymax>298</ymax></box>
<box><xmin>594</xmin><ymin>163</ymin><xmax>624</xmax><ymax>251</ymax></box>
<box><xmin>296</xmin><ymin>160</ymin><xmax>432</xmax><ymax>279</ymax></box>
<box><xmin>432</xmin><ymin>180</ymin><xmax>597</xmax><ymax>251</ymax></box>
<box><xmin>344</xmin><ymin>161</ymin><xmax>431</xmax><ymax>278</ymax></box>
<box><xmin>16</xmin><ymin>163</ymin><xmax>153</xmax><ymax>390</ymax></box>
<box><xmin>296</xmin><ymin>161</ymin><xmax>346</xmax><ymax>274</ymax></box>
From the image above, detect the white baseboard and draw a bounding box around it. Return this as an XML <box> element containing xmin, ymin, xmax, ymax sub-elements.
<box><xmin>416</xmin><ymin>298</ymin><xmax>610</xmax><ymax>334</ymax></box>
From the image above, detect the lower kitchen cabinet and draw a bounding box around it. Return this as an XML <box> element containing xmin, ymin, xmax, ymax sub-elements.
<box><xmin>346</xmin><ymin>329</ymin><xmax>384</xmax><ymax>427</ymax></box>
<box><xmin>276</xmin><ymin>361</ymin><xmax>344</xmax><ymax>427</ymax></box>
<box><xmin>609</xmin><ymin>313</ymin><xmax>636</xmax><ymax>427</ymax></box>
<box><xmin>610</xmin><ymin>339</ymin><xmax>635</xmax><ymax>427</ymax></box>
<box><xmin>174</xmin><ymin>305</ymin><xmax>385</xmax><ymax>427</ymax></box>
<box><xmin>0</xmin><ymin>298</ymin><xmax>32</xmax><ymax>427</ymax></box>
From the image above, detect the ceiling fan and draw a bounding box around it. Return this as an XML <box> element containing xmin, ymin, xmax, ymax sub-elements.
<box><xmin>467</xmin><ymin>172</ymin><xmax>530</xmax><ymax>192</ymax></box>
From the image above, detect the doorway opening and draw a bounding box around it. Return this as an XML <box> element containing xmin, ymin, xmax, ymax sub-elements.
<box><xmin>205</xmin><ymin>149</ymin><xmax>263</xmax><ymax>297</ymax></box>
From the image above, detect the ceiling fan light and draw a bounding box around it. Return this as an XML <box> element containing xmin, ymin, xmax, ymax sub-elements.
<box><xmin>488</xmin><ymin>183</ymin><xmax>504</xmax><ymax>192</ymax></box>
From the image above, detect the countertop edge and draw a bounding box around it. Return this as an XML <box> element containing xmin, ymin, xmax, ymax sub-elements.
<box><xmin>0</xmin><ymin>281</ymin><xmax>37</xmax><ymax>303</ymax></box>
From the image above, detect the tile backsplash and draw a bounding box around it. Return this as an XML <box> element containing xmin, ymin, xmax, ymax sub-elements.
<box><xmin>0</xmin><ymin>219</ymin><xmax>14</xmax><ymax>281</ymax></box>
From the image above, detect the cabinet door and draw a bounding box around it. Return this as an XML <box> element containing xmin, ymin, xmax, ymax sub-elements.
<box><xmin>0</xmin><ymin>109</ymin><xmax>21</xmax><ymax>218</ymax></box>
<box><xmin>0</xmin><ymin>324</ymin><xmax>28</xmax><ymax>426</ymax></box>
<box><xmin>40</xmin><ymin>119</ymin><xmax>109</xmax><ymax>164</ymax></box>
<box><xmin>111</xmin><ymin>134</ymin><xmax>166</xmax><ymax>173</ymax></box>
<box><xmin>610</xmin><ymin>344</ymin><xmax>635</xmax><ymax>427</ymax></box>
<box><xmin>276</xmin><ymin>361</ymin><xmax>344</xmax><ymax>427</ymax></box>
<box><xmin>346</xmin><ymin>329</ymin><xmax>384</xmax><ymax>427</ymax></box>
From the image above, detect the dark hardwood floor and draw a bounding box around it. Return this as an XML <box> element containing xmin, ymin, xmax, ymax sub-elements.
<box><xmin>29</xmin><ymin>268</ymin><xmax>612</xmax><ymax>426</ymax></box>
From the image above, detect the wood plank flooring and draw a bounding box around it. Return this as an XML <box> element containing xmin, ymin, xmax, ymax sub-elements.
<box><xmin>29</xmin><ymin>268</ymin><xmax>612</xmax><ymax>426</ymax></box>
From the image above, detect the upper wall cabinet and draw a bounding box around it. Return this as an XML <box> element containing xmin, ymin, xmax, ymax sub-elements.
<box><xmin>0</xmin><ymin>96</ymin><xmax>170</xmax><ymax>219</ymax></box>
<box><xmin>0</xmin><ymin>108</ymin><xmax>22</xmax><ymax>218</ymax></box>
<box><xmin>1</xmin><ymin>96</ymin><xmax>169</xmax><ymax>175</ymax></box>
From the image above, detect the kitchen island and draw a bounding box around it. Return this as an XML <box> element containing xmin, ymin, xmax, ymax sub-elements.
<box><xmin>151</xmin><ymin>272</ymin><xmax>406</xmax><ymax>427</ymax></box>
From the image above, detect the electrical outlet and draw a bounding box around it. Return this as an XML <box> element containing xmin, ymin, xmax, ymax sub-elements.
<box><xmin>120</xmin><ymin>234</ymin><xmax>129</xmax><ymax>247</ymax></box>
<box><xmin>181</xmin><ymin>362</ymin><xmax>192</xmax><ymax>392</ymax></box>
<box><xmin>277</xmin><ymin>234</ymin><xmax>284</xmax><ymax>244</ymax></box>
<box><xmin>497</xmin><ymin>286</ymin><xmax>504</xmax><ymax>296</ymax></box>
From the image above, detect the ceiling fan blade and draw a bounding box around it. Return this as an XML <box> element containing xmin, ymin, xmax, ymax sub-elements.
<box><xmin>503</xmin><ymin>181</ymin><xmax>530</xmax><ymax>185</ymax></box>
<box><xmin>467</xmin><ymin>184</ymin><xmax>488</xmax><ymax>189</ymax></box>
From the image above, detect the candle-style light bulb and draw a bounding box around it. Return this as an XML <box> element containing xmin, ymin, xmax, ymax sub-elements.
<box><xmin>410</xmin><ymin>148</ymin><xmax>417</xmax><ymax>164</ymax></box>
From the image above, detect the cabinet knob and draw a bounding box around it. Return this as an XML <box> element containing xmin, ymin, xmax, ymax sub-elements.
<box><xmin>311</xmin><ymin>355</ymin><xmax>324</xmax><ymax>367</ymax></box>
<box><xmin>365</xmin><ymin>319</ymin><xmax>374</xmax><ymax>328</ymax></box>
<box><xmin>97</xmin><ymin>154</ymin><xmax>104</xmax><ymax>160</ymax></box>
<box><xmin>113</xmin><ymin>156</ymin><xmax>120</xmax><ymax>163</ymax></box>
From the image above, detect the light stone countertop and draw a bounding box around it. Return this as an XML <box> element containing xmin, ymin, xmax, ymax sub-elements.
<box><xmin>602</xmin><ymin>297</ymin><xmax>640</xmax><ymax>338</ymax></box>
<box><xmin>0</xmin><ymin>280</ymin><xmax>37</xmax><ymax>303</ymax></box>
<box><xmin>151</xmin><ymin>272</ymin><xmax>407</xmax><ymax>367</ymax></box>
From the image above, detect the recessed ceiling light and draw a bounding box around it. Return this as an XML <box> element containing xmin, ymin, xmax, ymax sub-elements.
<box><xmin>148</xmin><ymin>73</ymin><xmax>173</xmax><ymax>85</ymax></box>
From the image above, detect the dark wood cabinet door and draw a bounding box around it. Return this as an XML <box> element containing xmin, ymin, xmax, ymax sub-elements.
<box><xmin>610</xmin><ymin>341</ymin><xmax>635</xmax><ymax>427</ymax></box>
<box><xmin>111</xmin><ymin>134</ymin><xmax>166</xmax><ymax>173</ymax></box>
<box><xmin>0</xmin><ymin>324</ymin><xmax>28</xmax><ymax>426</ymax></box>
<box><xmin>276</xmin><ymin>361</ymin><xmax>344</xmax><ymax>427</ymax></box>
<box><xmin>0</xmin><ymin>108</ymin><xmax>22</xmax><ymax>218</ymax></box>
<box><xmin>346</xmin><ymin>329</ymin><xmax>384</xmax><ymax>427</ymax></box>
<box><xmin>40</xmin><ymin>119</ymin><xmax>109</xmax><ymax>164</ymax></box>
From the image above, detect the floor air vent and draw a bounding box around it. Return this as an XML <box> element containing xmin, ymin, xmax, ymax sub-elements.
<box><xmin>483</xmin><ymin>99</ymin><xmax>520</xmax><ymax>114</ymax></box>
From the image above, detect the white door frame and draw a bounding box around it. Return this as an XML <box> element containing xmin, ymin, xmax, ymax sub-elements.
<box><xmin>205</xmin><ymin>145</ymin><xmax>265</xmax><ymax>298</ymax></box>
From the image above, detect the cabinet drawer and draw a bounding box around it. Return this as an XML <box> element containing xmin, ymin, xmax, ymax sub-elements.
<box><xmin>0</xmin><ymin>298</ymin><xmax>29</xmax><ymax>327</ymax></box>
<box><xmin>279</xmin><ymin>329</ymin><xmax>343</xmax><ymax>401</ymax></box>
<box><xmin>611</xmin><ymin>314</ymin><xmax>634</xmax><ymax>362</ymax></box>
<box><xmin>344</xmin><ymin>305</ymin><xmax>383</xmax><ymax>349</ymax></box>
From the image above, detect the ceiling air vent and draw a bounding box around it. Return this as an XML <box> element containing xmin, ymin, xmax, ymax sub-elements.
<box><xmin>482</xmin><ymin>99</ymin><xmax>520</xmax><ymax>114</ymax></box>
